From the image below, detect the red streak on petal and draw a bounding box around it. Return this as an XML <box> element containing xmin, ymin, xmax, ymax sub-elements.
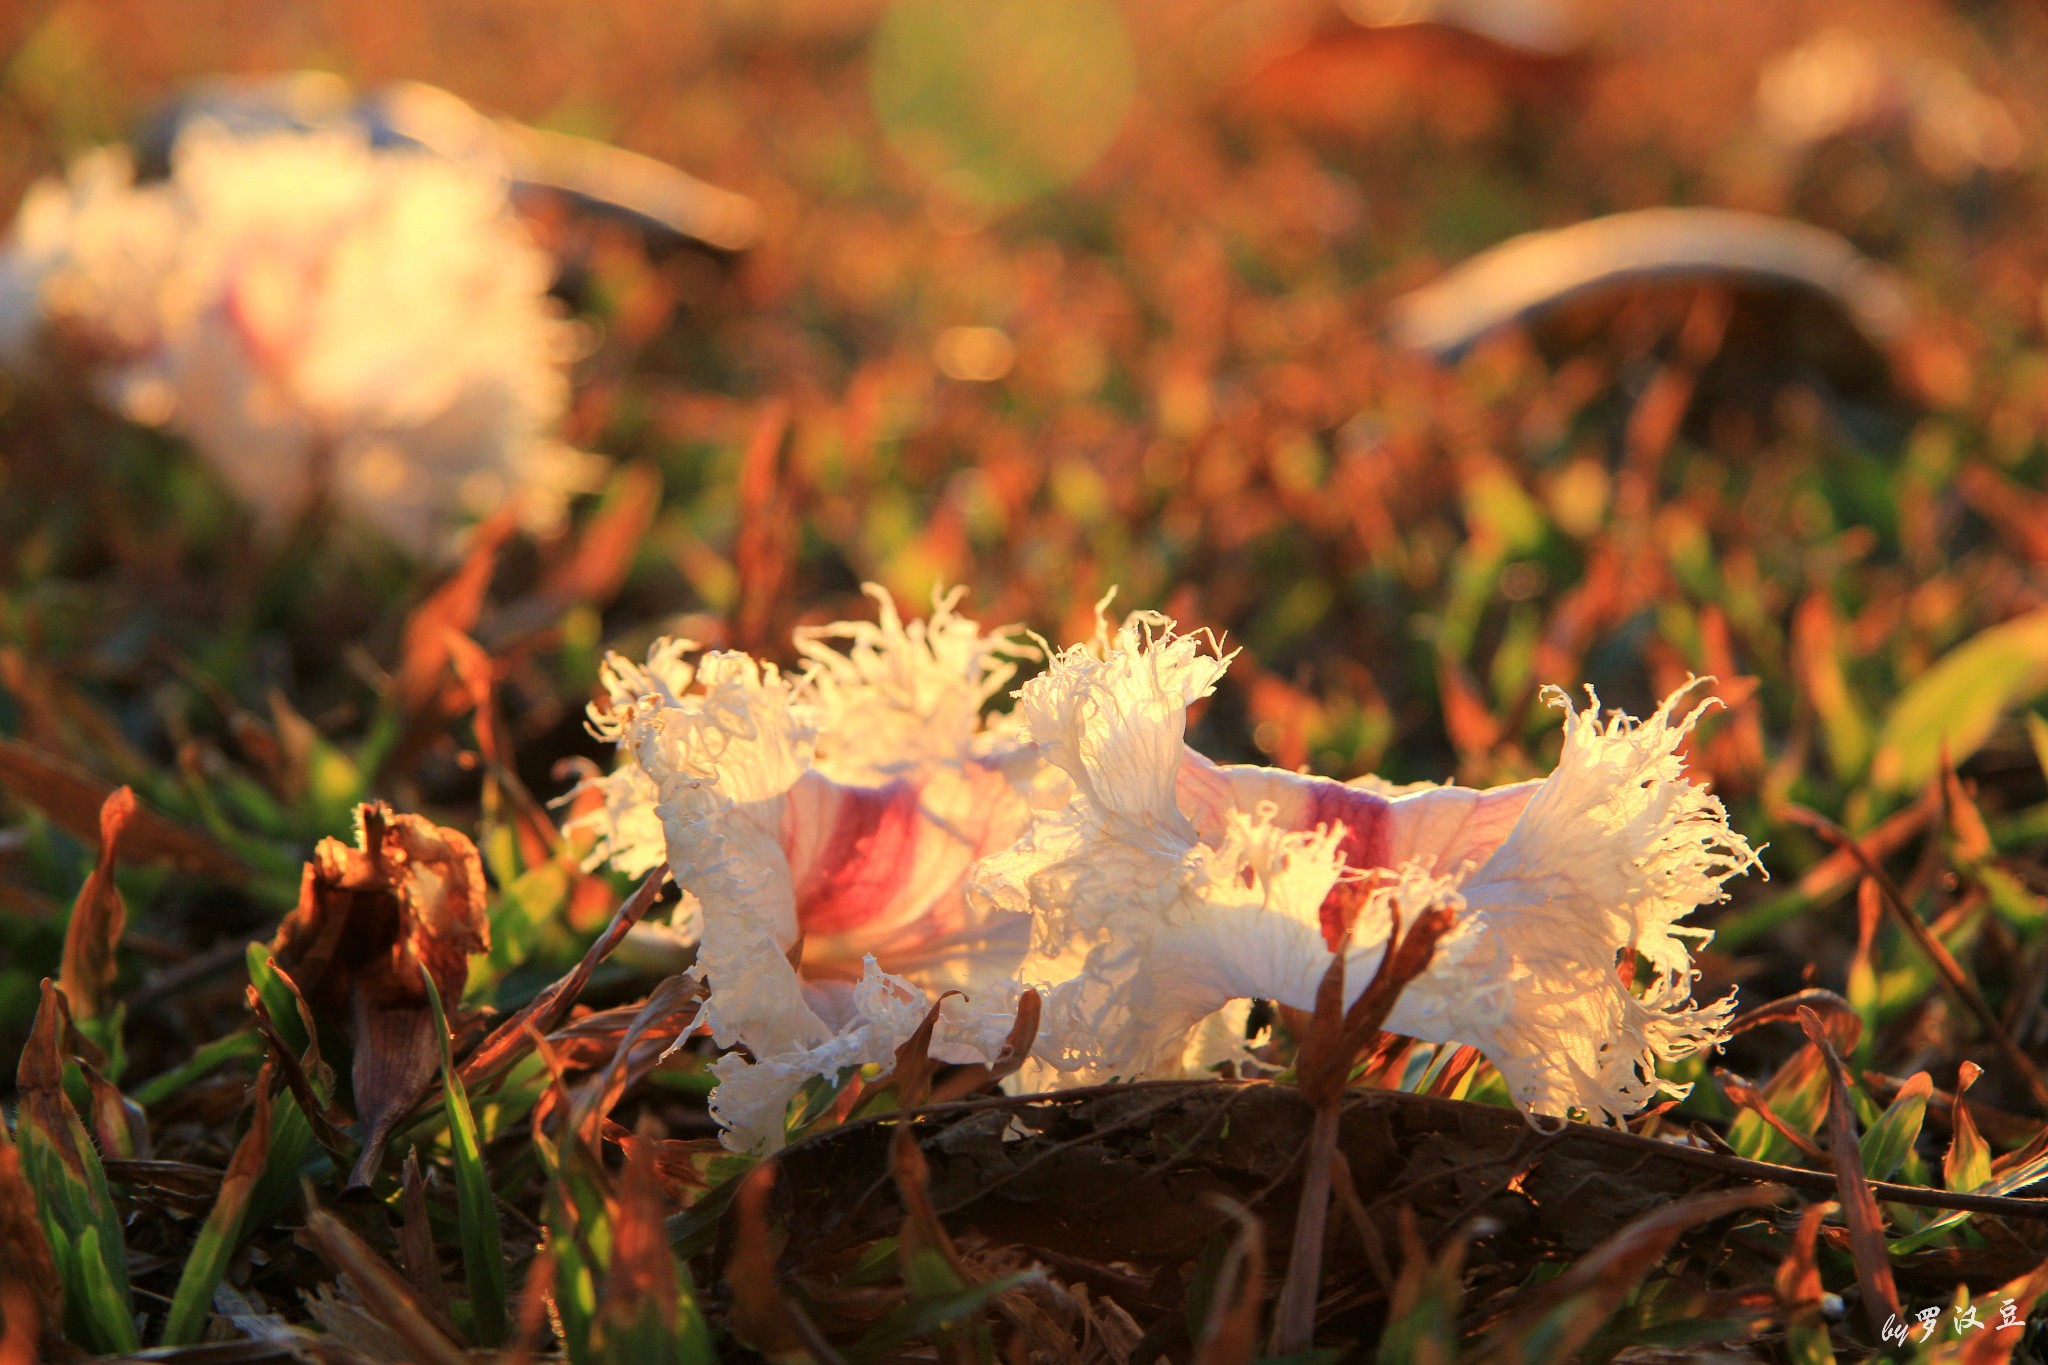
<box><xmin>1299</xmin><ymin>784</ymin><xmax>1392</xmax><ymax>950</ymax></box>
<box><xmin>787</xmin><ymin>781</ymin><xmax>927</xmax><ymax>937</ymax></box>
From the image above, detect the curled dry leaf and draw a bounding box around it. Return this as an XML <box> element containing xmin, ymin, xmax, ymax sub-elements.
<box><xmin>269</xmin><ymin>802</ymin><xmax>489</xmax><ymax>1188</ymax></box>
<box><xmin>1388</xmin><ymin>207</ymin><xmax>1909</xmax><ymax>358</ymax></box>
<box><xmin>56</xmin><ymin>785</ymin><xmax>134</xmax><ymax>1031</ymax></box>
<box><xmin>1796</xmin><ymin>1005</ymin><xmax>1901</xmax><ymax>1336</ymax></box>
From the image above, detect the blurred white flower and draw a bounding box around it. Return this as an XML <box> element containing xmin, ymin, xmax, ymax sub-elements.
<box><xmin>1756</xmin><ymin>29</ymin><xmax>2021</xmax><ymax>181</ymax></box>
<box><xmin>0</xmin><ymin>121</ymin><xmax>594</xmax><ymax>552</ymax></box>
<box><xmin>597</xmin><ymin>587</ymin><xmax>1043</xmax><ymax>1151</ymax></box>
<box><xmin>976</xmin><ymin>614</ymin><xmax>1759</xmax><ymax>1125</ymax></box>
<box><xmin>0</xmin><ymin>147</ymin><xmax>179</xmax><ymax>375</ymax></box>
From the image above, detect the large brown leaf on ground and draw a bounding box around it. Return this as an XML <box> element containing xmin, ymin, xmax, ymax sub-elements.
<box><xmin>770</xmin><ymin>1082</ymin><xmax>2048</xmax><ymax>1287</ymax></box>
<box><xmin>271</xmin><ymin>803</ymin><xmax>488</xmax><ymax>1189</ymax></box>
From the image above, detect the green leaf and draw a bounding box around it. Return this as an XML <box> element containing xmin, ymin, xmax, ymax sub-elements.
<box><xmin>130</xmin><ymin>1029</ymin><xmax>263</xmax><ymax>1107</ymax></box>
<box><xmin>245</xmin><ymin>1078</ymin><xmax>325</xmax><ymax>1233</ymax></box>
<box><xmin>16</xmin><ymin>982</ymin><xmax>137</xmax><ymax>1354</ymax></box>
<box><xmin>162</xmin><ymin>1071</ymin><xmax>274</xmax><ymax>1345</ymax></box>
<box><xmin>1858</xmin><ymin>1072</ymin><xmax>1932</xmax><ymax>1181</ymax></box>
<box><xmin>846</xmin><ymin>1272</ymin><xmax>1037</xmax><ymax>1364</ymax></box>
<box><xmin>1725</xmin><ymin>1046</ymin><xmax>1830</xmax><ymax>1164</ymax></box>
<box><xmin>422</xmin><ymin>968</ymin><xmax>509</xmax><ymax>1347</ymax></box>
<box><xmin>1940</xmin><ymin>1062</ymin><xmax>1994</xmax><ymax>1204</ymax></box>
<box><xmin>246</xmin><ymin>943</ymin><xmax>309</xmax><ymax>1060</ymax></box>
<box><xmin>1871</xmin><ymin>607</ymin><xmax>2048</xmax><ymax>795</ymax></box>
<box><xmin>666</xmin><ymin>1167</ymin><xmax>749</xmax><ymax>1261</ymax></box>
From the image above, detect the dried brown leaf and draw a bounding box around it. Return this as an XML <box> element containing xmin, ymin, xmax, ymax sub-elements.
<box><xmin>567</xmin><ymin>973</ymin><xmax>706</xmax><ymax>1142</ymax></box>
<box><xmin>0</xmin><ymin>737</ymin><xmax>245</xmax><ymax>882</ymax></box>
<box><xmin>1797</xmin><ymin>1004</ymin><xmax>1900</xmax><ymax>1335</ymax></box>
<box><xmin>444</xmin><ymin>628</ymin><xmax>558</xmax><ymax>867</ymax></box>
<box><xmin>1774</xmin><ymin>1200</ymin><xmax>1834</xmax><ymax>1356</ymax></box>
<box><xmin>300</xmin><ymin>1208</ymin><xmax>470</xmax><ymax>1365</ymax></box>
<box><xmin>888</xmin><ymin>994</ymin><xmax>956</xmax><ymax>1112</ymax></box>
<box><xmin>928</xmin><ymin>988</ymin><xmax>1042</xmax><ymax>1105</ymax></box>
<box><xmin>246</xmin><ymin>984</ymin><xmax>354</xmax><ymax>1155</ymax></box>
<box><xmin>732</xmin><ymin>399</ymin><xmax>794</xmax><ymax>652</ymax></box>
<box><xmin>726</xmin><ymin>1161</ymin><xmax>801</xmax><ymax>1356</ymax></box>
<box><xmin>56</xmin><ymin>785</ymin><xmax>134</xmax><ymax>1027</ymax></box>
<box><xmin>538</xmin><ymin>461</ymin><xmax>662</xmax><ymax>606</ymax></box>
<box><xmin>0</xmin><ymin>1283</ymin><xmax>36</xmax><ymax>1365</ymax></box>
<box><xmin>391</xmin><ymin>513</ymin><xmax>511</xmax><ymax>726</ymax></box>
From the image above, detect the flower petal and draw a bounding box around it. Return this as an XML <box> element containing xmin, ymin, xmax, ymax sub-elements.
<box><xmin>1384</xmin><ymin>684</ymin><xmax>1757</xmax><ymax>1121</ymax></box>
<box><xmin>709</xmin><ymin>956</ymin><xmax>1022</xmax><ymax>1152</ymax></box>
<box><xmin>796</xmin><ymin>584</ymin><xmax>1033</xmax><ymax>785</ymax></box>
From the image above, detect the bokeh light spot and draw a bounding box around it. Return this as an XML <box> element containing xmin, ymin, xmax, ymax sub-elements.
<box><xmin>870</xmin><ymin>0</ymin><xmax>1137</xmax><ymax>210</ymax></box>
<box><xmin>933</xmin><ymin>325</ymin><xmax>1015</xmax><ymax>381</ymax></box>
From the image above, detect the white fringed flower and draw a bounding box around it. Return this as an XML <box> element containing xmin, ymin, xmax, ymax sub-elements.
<box><xmin>565</xmin><ymin>638</ymin><xmax>702</xmax><ymax>882</ymax></box>
<box><xmin>977</xmin><ymin>615</ymin><xmax>1759</xmax><ymax>1126</ymax></box>
<box><xmin>795</xmin><ymin>582</ymin><xmax>1034</xmax><ymax>784</ymax></box>
<box><xmin>603</xmin><ymin>589</ymin><xmax>1042</xmax><ymax>1151</ymax></box>
<box><xmin>0</xmin><ymin>121</ymin><xmax>593</xmax><ymax>553</ymax></box>
<box><xmin>705</xmin><ymin>955</ymin><xmax>1024</xmax><ymax>1146</ymax></box>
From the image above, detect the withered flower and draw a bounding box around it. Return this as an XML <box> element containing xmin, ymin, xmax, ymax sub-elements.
<box><xmin>271</xmin><ymin>802</ymin><xmax>489</xmax><ymax>1187</ymax></box>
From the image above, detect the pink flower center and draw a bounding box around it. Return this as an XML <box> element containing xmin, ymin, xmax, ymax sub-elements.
<box><xmin>1297</xmin><ymin>784</ymin><xmax>1392</xmax><ymax>950</ymax></box>
<box><xmin>786</xmin><ymin>781</ymin><xmax>926</xmax><ymax>937</ymax></box>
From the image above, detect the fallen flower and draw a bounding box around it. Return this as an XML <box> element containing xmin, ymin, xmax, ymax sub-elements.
<box><xmin>976</xmin><ymin>612</ymin><xmax>1760</xmax><ymax>1125</ymax></box>
<box><xmin>0</xmin><ymin>120</ymin><xmax>595</xmax><ymax>554</ymax></box>
<box><xmin>600</xmin><ymin>587</ymin><xmax>1042</xmax><ymax>1150</ymax></box>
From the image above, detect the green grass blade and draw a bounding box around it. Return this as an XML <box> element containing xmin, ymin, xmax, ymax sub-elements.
<box><xmin>130</xmin><ymin>1030</ymin><xmax>264</xmax><ymax>1106</ymax></box>
<box><xmin>846</xmin><ymin>1272</ymin><xmax>1036</xmax><ymax>1364</ymax></box>
<box><xmin>162</xmin><ymin>1067</ymin><xmax>274</xmax><ymax>1345</ymax></box>
<box><xmin>422</xmin><ymin>967</ymin><xmax>509</xmax><ymax>1347</ymax></box>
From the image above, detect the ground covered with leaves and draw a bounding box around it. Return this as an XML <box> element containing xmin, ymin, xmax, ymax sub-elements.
<box><xmin>12</xmin><ymin>0</ymin><xmax>2048</xmax><ymax>1360</ymax></box>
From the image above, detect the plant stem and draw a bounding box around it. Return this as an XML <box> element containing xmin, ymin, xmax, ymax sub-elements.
<box><xmin>1270</xmin><ymin>1094</ymin><xmax>1342</xmax><ymax>1355</ymax></box>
